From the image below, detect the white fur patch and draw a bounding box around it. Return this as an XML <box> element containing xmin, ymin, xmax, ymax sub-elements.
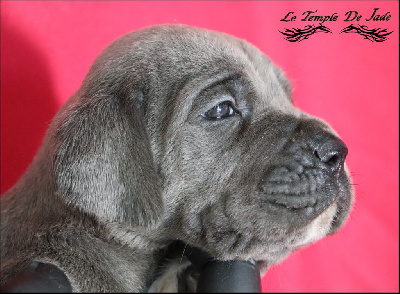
<box><xmin>293</xmin><ymin>202</ymin><xmax>337</xmax><ymax>248</ymax></box>
<box><xmin>148</xmin><ymin>259</ymin><xmax>191</xmax><ymax>293</ymax></box>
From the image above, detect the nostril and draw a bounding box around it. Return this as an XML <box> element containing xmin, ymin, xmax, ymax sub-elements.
<box><xmin>327</xmin><ymin>154</ymin><xmax>340</xmax><ymax>167</ymax></box>
<box><xmin>314</xmin><ymin>149</ymin><xmax>339</xmax><ymax>164</ymax></box>
<box><xmin>313</xmin><ymin>140</ymin><xmax>348</xmax><ymax>172</ymax></box>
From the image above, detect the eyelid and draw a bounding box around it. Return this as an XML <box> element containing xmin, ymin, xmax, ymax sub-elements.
<box><xmin>200</xmin><ymin>94</ymin><xmax>237</xmax><ymax>115</ymax></box>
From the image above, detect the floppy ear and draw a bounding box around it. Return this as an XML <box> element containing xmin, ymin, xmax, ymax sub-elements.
<box><xmin>53</xmin><ymin>90</ymin><xmax>163</xmax><ymax>227</ymax></box>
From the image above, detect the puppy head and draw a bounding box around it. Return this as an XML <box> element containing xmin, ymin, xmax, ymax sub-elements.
<box><xmin>52</xmin><ymin>25</ymin><xmax>353</xmax><ymax>268</ymax></box>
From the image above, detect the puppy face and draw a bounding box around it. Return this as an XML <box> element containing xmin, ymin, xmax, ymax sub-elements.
<box><xmin>136</xmin><ymin>26</ymin><xmax>354</xmax><ymax>268</ymax></box>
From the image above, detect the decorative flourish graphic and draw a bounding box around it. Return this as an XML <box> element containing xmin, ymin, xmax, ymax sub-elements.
<box><xmin>279</xmin><ymin>24</ymin><xmax>332</xmax><ymax>42</ymax></box>
<box><xmin>340</xmin><ymin>24</ymin><xmax>393</xmax><ymax>42</ymax></box>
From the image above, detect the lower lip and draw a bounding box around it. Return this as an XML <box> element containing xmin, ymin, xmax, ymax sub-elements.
<box><xmin>267</xmin><ymin>197</ymin><xmax>317</xmax><ymax>211</ymax></box>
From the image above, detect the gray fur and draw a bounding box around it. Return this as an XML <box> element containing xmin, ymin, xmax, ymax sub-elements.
<box><xmin>1</xmin><ymin>25</ymin><xmax>353</xmax><ymax>292</ymax></box>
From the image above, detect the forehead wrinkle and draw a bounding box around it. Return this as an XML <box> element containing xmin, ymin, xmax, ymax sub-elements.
<box><xmin>163</xmin><ymin>71</ymin><xmax>239</xmax><ymax>142</ymax></box>
<box><xmin>148</xmin><ymin>39</ymin><xmax>253</xmax><ymax>164</ymax></box>
<box><xmin>153</xmin><ymin>28</ymin><xmax>297</xmax><ymax>150</ymax></box>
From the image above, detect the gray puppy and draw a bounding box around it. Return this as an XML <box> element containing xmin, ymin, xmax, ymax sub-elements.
<box><xmin>1</xmin><ymin>25</ymin><xmax>354</xmax><ymax>292</ymax></box>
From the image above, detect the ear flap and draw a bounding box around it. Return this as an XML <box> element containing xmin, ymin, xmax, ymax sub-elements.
<box><xmin>53</xmin><ymin>92</ymin><xmax>163</xmax><ymax>227</ymax></box>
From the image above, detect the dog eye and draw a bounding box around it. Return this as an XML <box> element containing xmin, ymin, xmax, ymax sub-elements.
<box><xmin>201</xmin><ymin>101</ymin><xmax>236</xmax><ymax>120</ymax></box>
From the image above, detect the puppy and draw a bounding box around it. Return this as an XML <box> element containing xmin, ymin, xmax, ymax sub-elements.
<box><xmin>0</xmin><ymin>24</ymin><xmax>354</xmax><ymax>292</ymax></box>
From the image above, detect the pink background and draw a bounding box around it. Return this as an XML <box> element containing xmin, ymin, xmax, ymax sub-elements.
<box><xmin>1</xmin><ymin>1</ymin><xmax>398</xmax><ymax>292</ymax></box>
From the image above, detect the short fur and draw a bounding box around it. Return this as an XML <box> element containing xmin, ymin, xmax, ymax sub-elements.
<box><xmin>1</xmin><ymin>25</ymin><xmax>353</xmax><ymax>292</ymax></box>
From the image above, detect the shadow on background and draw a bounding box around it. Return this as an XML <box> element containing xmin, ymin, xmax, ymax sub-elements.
<box><xmin>1</xmin><ymin>21</ymin><xmax>59</xmax><ymax>194</ymax></box>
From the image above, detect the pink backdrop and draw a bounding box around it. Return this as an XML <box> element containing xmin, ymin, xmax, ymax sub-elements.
<box><xmin>1</xmin><ymin>1</ymin><xmax>398</xmax><ymax>292</ymax></box>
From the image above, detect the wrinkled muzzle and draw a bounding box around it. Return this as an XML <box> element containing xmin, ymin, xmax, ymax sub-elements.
<box><xmin>258</xmin><ymin>118</ymin><xmax>350</xmax><ymax>226</ymax></box>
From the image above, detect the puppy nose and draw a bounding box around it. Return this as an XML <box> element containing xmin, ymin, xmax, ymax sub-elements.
<box><xmin>311</xmin><ymin>134</ymin><xmax>348</xmax><ymax>173</ymax></box>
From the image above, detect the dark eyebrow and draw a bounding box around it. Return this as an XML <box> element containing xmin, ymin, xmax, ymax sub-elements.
<box><xmin>188</xmin><ymin>71</ymin><xmax>242</xmax><ymax>107</ymax></box>
<box><xmin>198</xmin><ymin>72</ymin><xmax>242</xmax><ymax>95</ymax></box>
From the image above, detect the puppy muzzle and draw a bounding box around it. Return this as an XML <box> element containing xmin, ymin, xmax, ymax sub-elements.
<box><xmin>258</xmin><ymin>119</ymin><xmax>348</xmax><ymax>217</ymax></box>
